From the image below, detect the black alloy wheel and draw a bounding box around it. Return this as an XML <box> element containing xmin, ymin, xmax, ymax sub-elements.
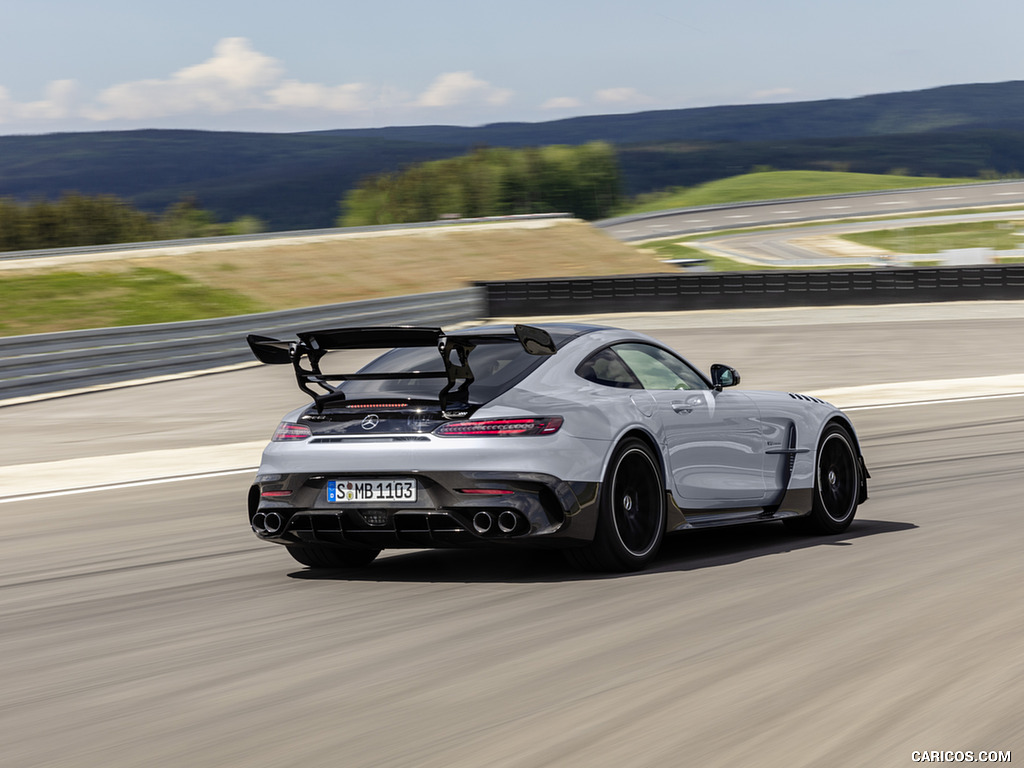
<box><xmin>786</xmin><ymin>423</ymin><xmax>860</xmax><ymax>535</ymax></box>
<box><xmin>566</xmin><ymin>438</ymin><xmax>666</xmax><ymax>572</ymax></box>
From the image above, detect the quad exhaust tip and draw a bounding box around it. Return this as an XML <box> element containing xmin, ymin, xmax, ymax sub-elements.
<box><xmin>472</xmin><ymin>510</ymin><xmax>523</xmax><ymax>535</ymax></box>
<box><xmin>497</xmin><ymin>510</ymin><xmax>519</xmax><ymax>534</ymax></box>
<box><xmin>473</xmin><ymin>511</ymin><xmax>494</xmax><ymax>534</ymax></box>
<box><xmin>252</xmin><ymin>511</ymin><xmax>284</xmax><ymax>535</ymax></box>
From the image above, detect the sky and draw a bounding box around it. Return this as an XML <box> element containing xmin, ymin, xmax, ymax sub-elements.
<box><xmin>1</xmin><ymin>0</ymin><xmax>1022</xmax><ymax>136</ymax></box>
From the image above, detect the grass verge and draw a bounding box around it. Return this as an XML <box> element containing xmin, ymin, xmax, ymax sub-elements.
<box><xmin>0</xmin><ymin>220</ymin><xmax>666</xmax><ymax>336</ymax></box>
<box><xmin>0</xmin><ymin>268</ymin><xmax>264</xmax><ymax>336</ymax></box>
<box><xmin>840</xmin><ymin>219</ymin><xmax>1024</xmax><ymax>253</ymax></box>
<box><xmin>621</xmin><ymin>170</ymin><xmax>981</xmax><ymax>214</ymax></box>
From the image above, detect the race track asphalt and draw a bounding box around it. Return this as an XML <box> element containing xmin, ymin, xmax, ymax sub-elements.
<box><xmin>1</xmin><ymin>303</ymin><xmax>1021</xmax><ymax>768</ymax></box>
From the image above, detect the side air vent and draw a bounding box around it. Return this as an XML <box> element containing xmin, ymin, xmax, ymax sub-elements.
<box><xmin>788</xmin><ymin>393</ymin><xmax>826</xmax><ymax>404</ymax></box>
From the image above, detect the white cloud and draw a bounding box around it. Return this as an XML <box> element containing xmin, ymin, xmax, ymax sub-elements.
<box><xmin>541</xmin><ymin>96</ymin><xmax>583</xmax><ymax>110</ymax></box>
<box><xmin>0</xmin><ymin>40</ymin><xmax>516</xmax><ymax>130</ymax></box>
<box><xmin>22</xmin><ymin>79</ymin><xmax>77</xmax><ymax>119</ymax></box>
<box><xmin>0</xmin><ymin>85</ymin><xmax>14</xmax><ymax>122</ymax></box>
<box><xmin>415</xmin><ymin>71</ymin><xmax>512</xmax><ymax>108</ymax></box>
<box><xmin>177</xmin><ymin>37</ymin><xmax>283</xmax><ymax>91</ymax></box>
<box><xmin>269</xmin><ymin>80</ymin><xmax>371</xmax><ymax>111</ymax></box>
<box><xmin>594</xmin><ymin>87</ymin><xmax>650</xmax><ymax>105</ymax></box>
<box><xmin>84</xmin><ymin>37</ymin><xmax>286</xmax><ymax>120</ymax></box>
<box><xmin>751</xmin><ymin>87</ymin><xmax>797</xmax><ymax>100</ymax></box>
<box><xmin>0</xmin><ymin>80</ymin><xmax>78</xmax><ymax>122</ymax></box>
<box><xmin>77</xmin><ymin>38</ymin><xmax>379</xmax><ymax>121</ymax></box>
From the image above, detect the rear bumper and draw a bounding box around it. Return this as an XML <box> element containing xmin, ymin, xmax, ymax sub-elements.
<box><xmin>249</xmin><ymin>470</ymin><xmax>601</xmax><ymax>549</ymax></box>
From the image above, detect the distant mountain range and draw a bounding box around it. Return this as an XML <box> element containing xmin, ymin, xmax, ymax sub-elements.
<box><xmin>2</xmin><ymin>80</ymin><xmax>1024</xmax><ymax>231</ymax></box>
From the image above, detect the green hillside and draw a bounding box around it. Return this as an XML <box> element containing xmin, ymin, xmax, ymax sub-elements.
<box><xmin>2</xmin><ymin>81</ymin><xmax>1024</xmax><ymax>230</ymax></box>
<box><xmin>622</xmin><ymin>171</ymin><xmax>979</xmax><ymax>214</ymax></box>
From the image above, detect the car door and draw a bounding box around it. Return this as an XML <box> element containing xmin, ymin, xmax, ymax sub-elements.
<box><xmin>612</xmin><ymin>343</ymin><xmax>768</xmax><ymax>510</ymax></box>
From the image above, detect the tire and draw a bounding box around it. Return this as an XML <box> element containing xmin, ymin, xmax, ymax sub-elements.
<box><xmin>785</xmin><ymin>423</ymin><xmax>860</xmax><ymax>535</ymax></box>
<box><xmin>286</xmin><ymin>544</ymin><xmax>380</xmax><ymax>569</ymax></box>
<box><xmin>566</xmin><ymin>439</ymin><xmax>666</xmax><ymax>572</ymax></box>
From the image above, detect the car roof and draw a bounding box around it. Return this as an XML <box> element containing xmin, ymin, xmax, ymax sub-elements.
<box><xmin>452</xmin><ymin>322</ymin><xmax>608</xmax><ymax>346</ymax></box>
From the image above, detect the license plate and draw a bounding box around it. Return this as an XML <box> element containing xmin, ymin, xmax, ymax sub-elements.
<box><xmin>327</xmin><ymin>479</ymin><xmax>417</xmax><ymax>503</ymax></box>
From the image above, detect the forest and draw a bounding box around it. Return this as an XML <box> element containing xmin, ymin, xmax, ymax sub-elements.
<box><xmin>340</xmin><ymin>143</ymin><xmax>621</xmax><ymax>225</ymax></box>
<box><xmin>0</xmin><ymin>194</ymin><xmax>262</xmax><ymax>252</ymax></box>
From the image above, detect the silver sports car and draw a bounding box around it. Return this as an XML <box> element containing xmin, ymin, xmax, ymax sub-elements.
<box><xmin>246</xmin><ymin>323</ymin><xmax>868</xmax><ymax>572</ymax></box>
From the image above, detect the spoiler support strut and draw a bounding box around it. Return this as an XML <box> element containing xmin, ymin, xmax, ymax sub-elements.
<box><xmin>246</xmin><ymin>324</ymin><xmax>556</xmax><ymax>413</ymax></box>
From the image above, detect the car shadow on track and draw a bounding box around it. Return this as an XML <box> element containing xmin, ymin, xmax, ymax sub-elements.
<box><xmin>647</xmin><ymin>518</ymin><xmax>916</xmax><ymax>576</ymax></box>
<box><xmin>286</xmin><ymin>518</ymin><xmax>916</xmax><ymax>584</ymax></box>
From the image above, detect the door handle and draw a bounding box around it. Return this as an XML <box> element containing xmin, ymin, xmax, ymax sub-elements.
<box><xmin>672</xmin><ymin>394</ymin><xmax>705</xmax><ymax>414</ymax></box>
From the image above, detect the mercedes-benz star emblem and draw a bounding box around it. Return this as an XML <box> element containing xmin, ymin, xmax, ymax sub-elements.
<box><xmin>361</xmin><ymin>414</ymin><xmax>380</xmax><ymax>430</ymax></box>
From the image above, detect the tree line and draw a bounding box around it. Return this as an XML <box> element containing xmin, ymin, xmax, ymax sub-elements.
<box><xmin>338</xmin><ymin>142</ymin><xmax>623</xmax><ymax>226</ymax></box>
<box><xmin>0</xmin><ymin>194</ymin><xmax>263</xmax><ymax>253</ymax></box>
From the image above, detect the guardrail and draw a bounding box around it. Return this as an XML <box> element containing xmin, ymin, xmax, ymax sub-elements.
<box><xmin>478</xmin><ymin>264</ymin><xmax>1024</xmax><ymax>315</ymax></box>
<box><xmin>7</xmin><ymin>264</ymin><xmax>1024</xmax><ymax>404</ymax></box>
<box><xmin>0</xmin><ymin>288</ymin><xmax>485</xmax><ymax>402</ymax></box>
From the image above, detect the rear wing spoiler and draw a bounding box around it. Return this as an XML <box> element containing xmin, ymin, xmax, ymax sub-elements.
<box><xmin>246</xmin><ymin>324</ymin><xmax>557</xmax><ymax>412</ymax></box>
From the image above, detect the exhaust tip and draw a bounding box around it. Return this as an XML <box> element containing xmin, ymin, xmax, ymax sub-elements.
<box><xmin>473</xmin><ymin>511</ymin><xmax>494</xmax><ymax>534</ymax></box>
<box><xmin>251</xmin><ymin>512</ymin><xmax>267</xmax><ymax>532</ymax></box>
<box><xmin>264</xmin><ymin>511</ymin><xmax>284</xmax><ymax>534</ymax></box>
<box><xmin>497</xmin><ymin>510</ymin><xmax>520</xmax><ymax>534</ymax></box>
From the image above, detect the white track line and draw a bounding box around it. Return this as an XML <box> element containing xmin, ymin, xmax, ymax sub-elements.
<box><xmin>0</xmin><ymin>441</ymin><xmax>265</xmax><ymax>501</ymax></box>
<box><xmin>0</xmin><ymin>469</ymin><xmax>257</xmax><ymax>504</ymax></box>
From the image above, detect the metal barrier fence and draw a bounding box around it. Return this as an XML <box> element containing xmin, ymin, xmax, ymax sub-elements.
<box><xmin>478</xmin><ymin>265</ymin><xmax>1024</xmax><ymax>315</ymax></box>
<box><xmin>0</xmin><ymin>288</ymin><xmax>485</xmax><ymax>401</ymax></box>
<box><xmin>6</xmin><ymin>264</ymin><xmax>1024</xmax><ymax>403</ymax></box>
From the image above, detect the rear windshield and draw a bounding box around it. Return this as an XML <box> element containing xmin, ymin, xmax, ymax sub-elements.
<box><xmin>335</xmin><ymin>341</ymin><xmax>547</xmax><ymax>404</ymax></box>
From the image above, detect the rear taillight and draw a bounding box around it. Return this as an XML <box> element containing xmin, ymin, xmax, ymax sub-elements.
<box><xmin>271</xmin><ymin>422</ymin><xmax>312</xmax><ymax>442</ymax></box>
<box><xmin>434</xmin><ymin>416</ymin><xmax>563</xmax><ymax>437</ymax></box>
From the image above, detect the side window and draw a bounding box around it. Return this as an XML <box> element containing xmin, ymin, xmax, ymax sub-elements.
<box><xmin>614</xmin><ymin>343</ymin><xmax>707</xmax><ymax>391</ymax></box>
<box><xmin>576</xmin><ymin>347</ymin><xmax>642</xmax><ymax>389</ymax></box>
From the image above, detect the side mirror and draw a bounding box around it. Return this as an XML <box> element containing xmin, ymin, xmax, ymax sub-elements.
<box><xmin>710</xmin><ymin>363</ymin><xmax>740</xmax><ymax>390</ymax></box>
